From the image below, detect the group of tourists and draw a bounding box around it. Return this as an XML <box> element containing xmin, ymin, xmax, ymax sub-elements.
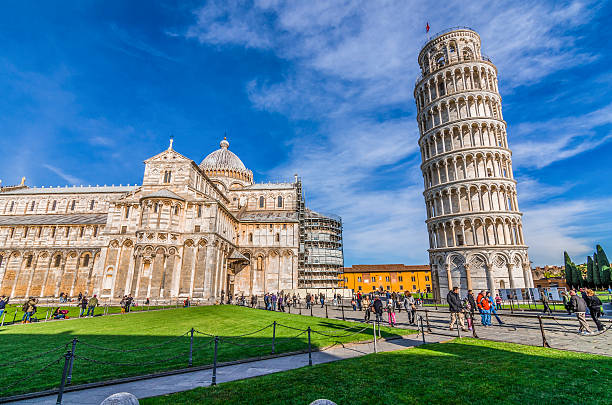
<box><xmin>356</xmin><ymin>291</ymin><xmax>420</xmax><ymax>327</ymax></box>
<box><xmin>119</xmin><ymin>295</ymin><xmax>134</xmax><ymax>314</ymax></box>
<box><xmin>447</xmin><ymin>287</ymin><xmax>505</xmax><ymax>331</ymax></box>
<box><xmin>566</xmin><ymin>288</ymin><xmax>605</xmax><ymax>334</ymax></box>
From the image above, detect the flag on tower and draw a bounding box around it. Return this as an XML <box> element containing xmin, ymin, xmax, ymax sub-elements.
<box><xmin>426</xmin><ymin>22</ymin><xmax>430</xmax><ymax>33</ymax></box>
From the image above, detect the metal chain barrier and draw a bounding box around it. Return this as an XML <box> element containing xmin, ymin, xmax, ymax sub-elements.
<box><xmin>310</xmin><ymin>326</ymin><xmax>370</xmax><ymax>338</ymax></box>
<box><xmin>77</xmin><ymin>331</ymin><xmax>190</xmax><ymax>352</ymax></box>
<box><xmin>74</xmin><ymin>349</ymin><xmax>191</xmax><ymax>367</ymax></box>
<box><xmin>0</xmin><ymin>356</ymin><xmax>62</xmax><ymax>395</ymax></box>
<box><xmin>0</xmin><ymin>343</ymin><xmax>68</xmax><ymax>367</ymax></box>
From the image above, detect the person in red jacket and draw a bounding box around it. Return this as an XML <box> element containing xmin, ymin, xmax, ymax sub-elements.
<box><xmin>480</xmin><ymin>293</ymin><xmax>492</xmax><ymax>326</ymax></box>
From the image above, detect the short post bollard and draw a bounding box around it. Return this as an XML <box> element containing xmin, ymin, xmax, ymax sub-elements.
<box><xmin>288</xmin><ymin>305</ymin><xmax>291</xmax><ymax>314</ymax></box>
<box><xmin>325</xmin><ymin>305</ymin><xmax>328</xmax><ymax>318</ymax></box>
<box><xmin>299</xmin><ymin>305</ymin><xmax>302</xmax><ymax>315</ymax></box>
<box><xmin>310</xmin><ymin>305</ymin><xmax>313</xmax><ymax>317</ymax></box>
<box><xmin>189</xmin><ymin>328</ymin><xmax>194</xmax><ymax>367</ymax></box>
<box><xmin>471</xmin><ymin>312</ymin><xmax>479</xmax><ymax>339</ymax></box>
<box><xmin>56</xmin><ymin>351</ymin><xmax>72</xmax><ymax>405</ymax></box>
<box><xmin>424</xmin><ymin>310</ymin><xmax>432</xmax><ymax>332</ymax></box>
<box><xmin>457</xmin><ymin>319</ymin><xmax>461</xmax><ymax>339</ymax></box>
<box><xmin>537</xmin><ymin>315</ymin><xmax>551</xmax><ymax>348</ymax></box>
<box><xmin>307</xmin><ymin>327</ymin><xmax>312</xmax><ymax>366</ymax></box>
<box><xmin>272</xmin><ymin>321</ymin><xmax>276</xmax><ymax>354</ymax></box>
<box><xmin>67</xmin><ymin>338</ymin><xmax>77</xmax><ymax>384</ymax></box>
<box><xmin>0</xmin><ymin>310</ymin><xmax>6</xmax><ymax>327</ymax></box>
<box><xmin>373</xmin><ymin>321</ymin><xmax>378</xmax><ymax>353</ymax></box>
<box><xmin>341</xmin><ymin>303</ymin><xmax>345</xmax><ymax>321</ymax></box>
<box><xmin>211</xmin><ymin>336</ymin><xmax>219</xmax><ymax>386</ymax></box>
<box><xmin>45</xmin><ymin>309</ymin><xmax>49</xmax><ymax>322</ymax></box>
<box><xmin>12</xmin><ymin>310</ymin><xmax>18</xmax><ymax>324</ymax></box>
<box><xmin>419</xmin><ymin>316</ymin><xmax>425</xmax><ymax>345</ymax></box>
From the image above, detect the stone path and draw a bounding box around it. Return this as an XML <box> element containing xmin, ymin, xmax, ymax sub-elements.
<box><xmin>296</xmin><ymin>304</ymin><xmax>612</xmax><ymax>356</ymax></box>
<box><xmin>7</xmin><ymin>334</ymin><xmax>447</xmax><ymax>404</ymax></box>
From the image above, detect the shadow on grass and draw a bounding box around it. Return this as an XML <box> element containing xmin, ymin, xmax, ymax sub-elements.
<box><xmin>142</xmin><ymin>338</ymin><xmax>612</xmax><ymax>405</ymax></box>
<box><xmin>0</xmin><ymin>314</ymin><xmax>404</xmax><ymax>399</ymax></box>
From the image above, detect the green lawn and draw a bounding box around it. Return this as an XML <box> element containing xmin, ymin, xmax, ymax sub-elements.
<box><xmin>0</xmin><ymin>305</ymin><xmax>411</xmax><ymax>398</ymax></box>
<box><xmin>143</xmin><ymin>338</ymin><xmax>612</xmax><ymax>405</ymax></box>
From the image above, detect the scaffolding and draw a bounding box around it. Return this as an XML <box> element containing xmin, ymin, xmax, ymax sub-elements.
<box><xmin>296</xmin><ymin>177</ymin><xmax>344</xmax><ymax>288</ymax></box>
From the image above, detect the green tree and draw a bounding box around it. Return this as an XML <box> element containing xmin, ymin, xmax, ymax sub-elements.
<box><xmin>593</xmin><ymin>253</ymin><xmax>602</xmax><ymax>288</ymax></box>
<box><xmin>586</xmin><ymin>256</ymin><xmax>594</xmax><ymax>287</ymax></box>
<box><xmin>570</xmin><ymin>262</ymin><xmax>581</xmax><ymax>288</ymax></box>
<box><xmin>596</xmin><ymin>245</ymin><xmax>611</xmax><ymax>288</ymax></box>
<box><xmin>564</xmin><ymin>252</ymin><xmax>573</xmax><ymax>288</ymax></box>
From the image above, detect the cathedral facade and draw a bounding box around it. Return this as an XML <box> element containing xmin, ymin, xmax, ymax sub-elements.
<box><xmin>0</xmin><ymin>138</ymin><xmax>343</xmax><ymax>301</ymax></box>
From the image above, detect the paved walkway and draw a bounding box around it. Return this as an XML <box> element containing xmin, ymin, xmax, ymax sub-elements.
<box><xmin>7</xmin><ymin>334</ymin><xmax>447</xmax><ymax>404</ymax></box>
<box><xmin>293</xmin><ymin>304</ymin><xmax>612</xmax><ymax>356</ymax></box>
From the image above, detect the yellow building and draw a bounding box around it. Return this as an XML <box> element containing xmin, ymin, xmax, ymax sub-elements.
<box><xmin>340</xmin><ymin>264</ymin><xmax>431</xmax><ymax>293</ymax></box>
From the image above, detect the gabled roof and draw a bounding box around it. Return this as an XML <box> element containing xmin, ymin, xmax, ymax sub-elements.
<box><xmin>144</xmin><ymin>147</ymin><xmax>193</xmax><ymax>164</ymax></box>
<box><xmin>229</xmin><ymin>249</ymin><xmax>250</xmax><ymax>262</ymax></box>
<box><xmin>140</xmin><ymin>189</ymin><xmax>185</xmax><ymax>201</ymax></box>
<box><xmin>0</xmin><ymin>214</ymin><xmax>108</xmax><ymax>226</ymax></box>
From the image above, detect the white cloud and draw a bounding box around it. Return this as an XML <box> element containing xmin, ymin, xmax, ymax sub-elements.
<box><xmin>522</xmin><ymin>198</ymin><xmax>612</xmax><ymax>265</ymax></box>
<box><xmin>516</xmin><ymin>176</ymin><xmax>572</xmax><ymax>203</ymax></box>
<box><xmin>512</xmin><ymin>103</ymin><xmax>612</xmax><ymax>168</ymax></box>
<box><xmin>42</xmin><ymin>164</ymin><xmax>83</xmax><ymax>185</ymax></box>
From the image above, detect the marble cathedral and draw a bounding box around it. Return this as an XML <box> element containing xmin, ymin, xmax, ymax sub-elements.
<box><xmin>0</xmin><ymin>138</ymin><xmax>343</xmax><ymax>302</ymax></box>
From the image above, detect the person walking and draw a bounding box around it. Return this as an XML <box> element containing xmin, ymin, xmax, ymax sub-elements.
<box><xmin>480</xmin><ymin>293</ymin><xmax>492</xmax><ymax>326</ymax></box>
<box><xmin>476</xmin><ymin>290</ymin><xmax>486</xmax><ymax>324</ymax></box>
<box><xmin>372</xmin><ymin>295</ymin><xmax>383</xmax><ymax>325</ymax></box>
<box><xmin>21</xmin><ymin>297</ymin><xmax>37</xmax><ymax>323</ymax></box>
<box><xmin>278</xmin><ymin>294</ymin><xmax>284</xmax><ymax>312</ymax></box>
<box><xmin>79</xmin><ymin>295</ymin><xmax>88</xmax><ymax>317</ymax></box>
<box><xmin>120</xmin><ymin>296</ymin><xmax>127</xmax><ymax>314</ymax></box>
<box><xmin>87</xmin><ymin>295</ymin><xmax>98</xmax><ymax>317</ymax></box>
<box><xmin>568</xmin><ymin>290</ymin><xmax>591</xmax><ymax>335</ymax></box>
<box><xmin>585</xmin><ymin>289</ymin><xmax>604</xmax><ymax>332</ymax></box>
<box><xmin>561</xmin><ymin>290</ymin><xmax>571</xmax><ymax>314</ymax></box>
<box><xmin>447</xmin><ymin>287</ymin><xmax>467</xmax><ymax>331</ymax></box>
<box><xmin>305</xmin><ymin>293</ymin><xmax>311</xmax><ymax>310</ymax></box>
<box><xmin>387</xmin><ymin>297</ymin><xmax>397</xmax><ymax>327</ymax></box>
<box><xmin>404</xmin><ymin>292</ymin><xmax>416</xmax><ymax>325</ymax></box>
<box><xmin>467</xmin><ymin>290</ymin><xmax>477</xmax><ymax>330</ymax></box>
<box><xmin>320</xmin><ymin>293</ymin><xmax>325</xmax><ymax>308</ymax></box>
<box><xmin>540</xmin><ymin>289</ymin><xmax>552</xmax><ymax>315</ymax></box>
<box><xmin>494</xmin><ymin>294</ymin><xmax>502</xmax><ymax>310</ymax></box>
<box><xmin>0</xmin><ymin>295</ymin><xmax>8</xmax><ymax>320</ymax></box>
<box><xmin>486</xmin><ymin>292</ymin><xmax>504</xmax><ymax>325</ymax></box>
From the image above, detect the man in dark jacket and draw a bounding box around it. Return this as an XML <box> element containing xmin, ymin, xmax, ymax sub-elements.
<box><xmin>447</xmin><ymin>287</ymin><xmax>467</xmax><ymax>331</ymax></box>
<box><xmin>372</xmin><ymin>296</ymin><xmax>384</xmax><ymax>324</ymax></box>
<box><xmin>568</xmin><ymin>290</ymin><xmax>591</xmax><ymax>334</ymax></box>
<box><xmin>585</xmin><ymin>289</ymin><xmax>604</xmax><ymax>331</ymax></box>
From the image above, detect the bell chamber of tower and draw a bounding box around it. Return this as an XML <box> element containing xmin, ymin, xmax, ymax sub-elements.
<box><xmin>413</xmin><ymin>28</ymin><xmax>533</xmax><ymax>301</ymax></box>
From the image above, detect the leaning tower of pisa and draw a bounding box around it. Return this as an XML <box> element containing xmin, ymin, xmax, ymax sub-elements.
<box><xmin>414</xmin><ymin>28</ymin><xmax>533</xmax><ymax>301</ymax></box>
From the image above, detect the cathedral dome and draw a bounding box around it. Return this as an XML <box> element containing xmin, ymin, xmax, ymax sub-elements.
<box><xmin>199</xmin><ymin>137</ymin><xmax>253</xmax><ymax>185</ymax></box>
<box><xmin>200</xmin><ymin>137</ymin><xmax>247</xmax><ymax>171</ymax></box>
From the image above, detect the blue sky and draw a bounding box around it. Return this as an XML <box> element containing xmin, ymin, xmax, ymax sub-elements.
<box><xmin>1</xmin><ymin>1</ymin><xmax>611</xmax><ymax>267</ymax></box>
